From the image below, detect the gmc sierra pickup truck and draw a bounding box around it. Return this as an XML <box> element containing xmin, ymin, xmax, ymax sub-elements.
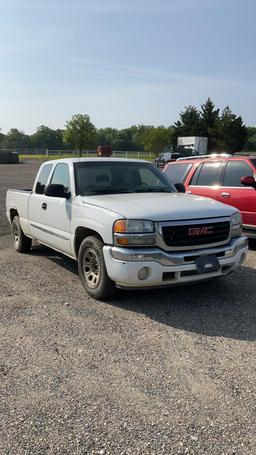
<box><xmin>6</xmin><ymin>158</ymin><xmax>248</xmax><ymax>300</ymax></box>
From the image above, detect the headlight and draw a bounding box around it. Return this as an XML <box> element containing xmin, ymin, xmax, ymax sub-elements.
<box><xmin>231</xmin><ymin>212</ymin><xmax>242</xmax><ymax>226</ymax></box>
<box><xmin>231</xmin><ymin>212</ymin><xmax>242</xmax><ymax>237</ymax></box>
<box><xmin>113</xmin><ymin>219</ymin><xmax>155</xmax><ymax>246</ymax></box>
<box><xmin>113</xmin><ymin>219</ymin><xmax>154</xmax><ymax>233</ymax></box>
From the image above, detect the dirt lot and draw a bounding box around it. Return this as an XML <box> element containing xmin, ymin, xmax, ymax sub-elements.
<box><xmin>0</xmin><ymin>162</ymin><xmax>256</xmax><ymax>455</ymax></box>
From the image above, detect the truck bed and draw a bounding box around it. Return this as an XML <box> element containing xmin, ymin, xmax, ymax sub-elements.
<box><xmin>6</xmin><ymin>189</ymin><xmax>32</xmax><ymax>228</ymax></box>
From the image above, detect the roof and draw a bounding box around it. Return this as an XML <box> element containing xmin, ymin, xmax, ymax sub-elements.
<box><xmin>42</xmin><ymin>157</ymin><xmax>150</xmax><ymax>165</ymax></box>
<box><xmin>166</xmin><ymin>155</ymin><xmax>256</xmax><ymax>166</ymax></box>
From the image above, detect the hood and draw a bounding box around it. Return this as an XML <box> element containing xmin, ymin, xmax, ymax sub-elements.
<box><xmin>83</xmin><ymin>193</ymin><xmax>236</xmax><ymax>221</ymax></box>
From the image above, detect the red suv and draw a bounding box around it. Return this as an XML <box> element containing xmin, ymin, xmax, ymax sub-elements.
<box><xmin>163</xmin><ymin>156</ymin><xmax>256</xmax><ymax>239</ymax></box>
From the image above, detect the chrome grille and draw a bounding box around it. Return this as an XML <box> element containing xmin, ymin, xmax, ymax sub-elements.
<box><xmin>161</xmin><ymin>220</ymin><xmax>231</xmax><ymax>249</ymax></box>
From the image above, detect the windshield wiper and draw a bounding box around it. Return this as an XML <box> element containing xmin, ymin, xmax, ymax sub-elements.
<box><xmin>135</xmin><ymin>188</ymin><xmax>171</xmax><ymax>193</ymax></box>
<box><xmin>85</xmin><ymin>189</ymin><xmax>133</xmax><ymax>195</ymax></box>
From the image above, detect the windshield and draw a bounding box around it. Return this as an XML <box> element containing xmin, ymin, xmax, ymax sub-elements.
<box><xmin>74</xmin><ymin>161</ymin><xmax>177</xmax><ymax>196</ymax></box>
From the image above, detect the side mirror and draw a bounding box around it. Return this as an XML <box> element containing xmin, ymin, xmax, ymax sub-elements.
<box><xmin>241</xmin><ymin>176</ymin><xmax>256</xmax><ymax>188</ymax></box>
<box><xmin>175</xmin><ymin>183</ymin><xmax>186</xmax><ymax>193</ymax></box>
<box><xmin>44</xmin><ymin>184</ymin><xmax>70</xmax><ymax>199</ymax></box>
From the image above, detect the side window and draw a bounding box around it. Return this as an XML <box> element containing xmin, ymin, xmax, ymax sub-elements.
<box><xmin>50</xmin><ymin>164</ymin><xmax>70</xmax><ymax>192</ymax></box>
<box><xmin>164</xmin><ymin>163</ymin><xmax>192</xmax><ymax>184</ymax></box>
<box><xmin>35</xmin><ymin>164</ymin><xmax>53</xmax><ymax>194</ymax></box>
<box><xmin>189</xmin><ymin>164</ymin><xmax>203</xmax><ymax>185</ymax></box>
<box><xmin>191</xmin><ymin>162</ymin><xmax>223</xmax><ymax>186</ymax></box>
<box><xmin>223</xmin><ymin>161</ymin><xmax>254</xmax><ymax>187</ymax></box>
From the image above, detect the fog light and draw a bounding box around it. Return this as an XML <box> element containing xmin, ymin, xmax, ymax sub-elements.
<box><xmin>239</xmin><ymin>252</ymin><xmax>247</xmax><ymax>265</ymax></box>
<box><xmin>137</xmin><ymin>267</ymin><xmax>149</xmax><ymax>280</ymax></box>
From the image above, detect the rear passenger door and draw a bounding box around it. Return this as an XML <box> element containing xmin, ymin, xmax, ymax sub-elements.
<box><xmin>215</xmin><ymin>160</ymin><xmax>256</xmax><ymax>226</ymax></box>
<box><xmin>186</xmin><ymin>161</ymin><xmax>225</xmax><ymax>200</ymax></box>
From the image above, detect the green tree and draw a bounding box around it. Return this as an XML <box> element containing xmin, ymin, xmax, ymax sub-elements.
<box><xmin>64</xmin><ymin>114</ymin><xmax>96</xmax><ymax>156</ymax></box>
<box><xmin>216</xmin><ymin>106</ymin><xmax>247</xmax><ymax>152</ymax></box>
<box><xmin>96</xmin><ymin>128</ymin><xmax>119</xmax><ymax>148</ymax></box>
<box><xmin>31</xmin><ymin>125</ymin><xmax>64</xmax><ymax>149</ymax></box>
<box><xmin>200</xmin><ymin>98</ymin><xmax>219</xmax><ymax>150</ymax></box>
<box><xmin>115</xmin><ymin>128</ymin><xmax>136</xmax><ymax>151</ymax></box>
<box><xmin>131</xmin><ymin>125</ymin><xmax>154</xmax><ymax>151</ymax></box>
<box><xmin>0</xmin><ymin>129</ymin><xmax>5</xmax><ymax>148</ymax></box>
<box><xmin>174</xmin><ymin>105</ymin><xmax>201</xmax><ymax>138</ymax></box>
<box><xmin>245</xmin><ymin>126</ymin><xmax>256</xmax><ymax>151</ymax></box>
<box><xmin>2</xmin><ymin>128</ymin><xmax>31</xmax><ymax>149</ymax></box>
<box><xmin>142</xmin><ymin>127</ymin><xmax>174</xmax><ymax>156</ymax></box>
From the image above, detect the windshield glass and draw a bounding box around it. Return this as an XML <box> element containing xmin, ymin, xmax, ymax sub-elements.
<box><xmin>74</xmin><ymin>161</ymin><xmax>177</xmax><ymax>196</ymax></box>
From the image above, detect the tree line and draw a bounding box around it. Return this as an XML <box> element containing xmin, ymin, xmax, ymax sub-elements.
<box><xmin>0</xmin><ymin>98</ymin><xmax>255</xmax><ymax>154</ymax></box>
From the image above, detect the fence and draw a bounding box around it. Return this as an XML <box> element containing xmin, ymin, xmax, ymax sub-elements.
<box><xmin>1</xmin><ymin>149</ymin><xmax>154</xmax><ymax>160</ymax></box>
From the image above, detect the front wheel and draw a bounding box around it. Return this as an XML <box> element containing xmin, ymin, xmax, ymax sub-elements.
<box><xmin>12</xmin><ymin>216</ymin><xmax>32</xmax><ymax>253</ymax></box>
<box><xmin>78</xmin><ymin>236</ymin><xmax>116</xmax><ymax>300</ymax></box>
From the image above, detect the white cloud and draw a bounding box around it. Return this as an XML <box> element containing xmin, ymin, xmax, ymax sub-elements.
<box><xmin>67</xmin><ymin>57</ymin><xmax>250</xmax><ymax>90</ymax></box>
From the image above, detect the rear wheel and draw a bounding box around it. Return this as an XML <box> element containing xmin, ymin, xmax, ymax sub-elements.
<box><xmin>12</xmin><ymin>216</ymin><xmax>32</xmax><ymax>253</ymax></box>
<box><xmin>78</xmin><ymin>236</ymin><xmax>116</xmax><ymax>300</ymax></box>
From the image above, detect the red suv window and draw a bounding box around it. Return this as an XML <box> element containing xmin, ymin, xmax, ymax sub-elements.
<box><xmin>190</xmin><ymin>161</ymin><xmax>224</xmax><ymax>186</ymax></box>
<box><xmin>223</xmin><ymin>161</ymin><xmax>254</xmax><ymax>187</ymax></box>
<box><xmin>164</xmin><ymin>163</ymin><xmax>192</xmax><ymax>184</ymax></box>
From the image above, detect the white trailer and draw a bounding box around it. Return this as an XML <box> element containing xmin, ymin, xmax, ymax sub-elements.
<box><xmin>177</xmin><ymin>136</ymin><xmax>208</xmax><ymax>155</ymax></box>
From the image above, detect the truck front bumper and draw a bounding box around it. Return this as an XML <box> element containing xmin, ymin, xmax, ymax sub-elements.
<box><xmin>103</xmin><ymin>236</ymin><xmax>248</xmax><ymax>289</ymax></box>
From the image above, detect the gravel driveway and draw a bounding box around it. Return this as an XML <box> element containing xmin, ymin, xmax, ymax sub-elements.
<box><xmin>0</xmin><ymin>162</ymin><xmax>255</xmax><ymax>455</ymax></box>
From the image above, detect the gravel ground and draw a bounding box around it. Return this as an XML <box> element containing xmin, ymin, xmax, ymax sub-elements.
<box><xmin>0</xmin><ymin>162</ymin><xmax>256</xmax><ymax>455</ymax></box>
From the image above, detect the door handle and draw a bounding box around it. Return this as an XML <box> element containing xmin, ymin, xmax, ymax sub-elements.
<box><xmin>221</xmin><ymin>192</ymin><xmax>231</xmax><ymax>198</ymax></box>
<box><xmin>41</xmin><ymin>202</ymin><xmax>47</xmax><ymax>210</ymax></box>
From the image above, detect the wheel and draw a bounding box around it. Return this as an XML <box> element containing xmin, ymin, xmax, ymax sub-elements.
<box><xmin>78</xmin><ymin>236</ymin><xmax>116</xmax><ymax>300</ymax></box>
<box><xmin>12</xmin><ymin>216</ymin><xmax>32</xmax><ymax>253</ymax></box>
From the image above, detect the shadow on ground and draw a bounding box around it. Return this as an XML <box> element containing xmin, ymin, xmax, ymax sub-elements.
<box><xmin>32</xmin><ymin>243</ymin><xmax>256</xmax><ymax>342</ymax></box>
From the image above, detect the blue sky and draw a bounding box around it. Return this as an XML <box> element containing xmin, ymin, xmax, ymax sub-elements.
<box><xmin>0</xmin><ymin>0</ymin><xmax>255</xmax><ymax>133</ymax></box>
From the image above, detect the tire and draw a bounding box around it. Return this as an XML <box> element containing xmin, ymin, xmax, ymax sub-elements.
<box><xmin>12</xmin><ymin>216</ymin><xmax>32</xmax><ymax>253</ymax></box>
<box><xmin>78</xmin><ymin>236</ymin><xmax>116</xmax><ymax>300</ymax></box>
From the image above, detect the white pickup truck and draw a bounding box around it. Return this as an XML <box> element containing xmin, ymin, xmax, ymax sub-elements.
<box><xmin>6</xmin><ymin>158</ymin><xmax>248</xmax><ymax>300</ymax></box>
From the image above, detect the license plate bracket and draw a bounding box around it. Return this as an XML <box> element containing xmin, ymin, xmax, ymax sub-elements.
<box><xmin>195</xmin><ymin>254</ymin><xmax>221</xmax><ymax>274</ymax></box>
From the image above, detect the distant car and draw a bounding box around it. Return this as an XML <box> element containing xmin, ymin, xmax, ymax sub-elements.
<box><xmin>163</xmin><ymin>155</ymin><xmax>256</xmax><ymax>239</ymax></box>
<box><xmin>96</xmin><ymin>145</ymin><xmax>112</xmax><ymax>157</ymax></box>
<box><xmin>155</xmin><ymin>152</ymin><xmax>177</xmax><ymax>168</ymax></box>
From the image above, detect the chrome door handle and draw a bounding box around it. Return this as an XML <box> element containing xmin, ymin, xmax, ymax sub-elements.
<box><xmin>41</xmin><ymin>202</ymin><xmax>47</xmax><ymax>210</ymax></box>
<box><xmin>221</xmin><ymin>192</ymin><xmax>230</xmax><ymax>198</ymax></box>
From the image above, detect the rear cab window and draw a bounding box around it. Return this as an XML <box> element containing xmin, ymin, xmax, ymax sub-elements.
<box><xmin>164</xmin><ymin>163</ymin><xmax>192</xmax><ymax>184</ymax></box>
<box><xmin>35</xmin><ymin>163</ymin><xmax>53</xmax><ymax>194</ymax></box>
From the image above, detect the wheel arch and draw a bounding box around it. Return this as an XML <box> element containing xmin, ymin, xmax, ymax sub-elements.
<box><xmin>74</xmin><ymin>226</ymin><xmax>104</xmax><ymax>258</ymax></box>
<box><xmin>10</xmin><ymin>208</ymin><xmax>19</xmax><ymax>222</ymax></box>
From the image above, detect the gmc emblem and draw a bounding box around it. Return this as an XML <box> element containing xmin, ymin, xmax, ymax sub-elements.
<box><xmin>188</xmin><ymin>226</ymin><xmax>214</xmax><ymax>236</ymax></box>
